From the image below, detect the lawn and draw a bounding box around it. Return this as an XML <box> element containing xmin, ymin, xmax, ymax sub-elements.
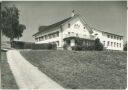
<box><xmin>20</xmin><ymin>50</ymin><xmax>127</xmax><ymax>89</ymax></box>
<box><xmin>1</xmin><ymin>51</ymin><xmax>19</xmax><ymax>89</ymax></box>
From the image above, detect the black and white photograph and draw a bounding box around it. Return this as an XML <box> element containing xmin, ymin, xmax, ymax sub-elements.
<box><xmin>1</xmin><ymin>1</ymin><xmax>127</xmax><ymax>89</ymax></box>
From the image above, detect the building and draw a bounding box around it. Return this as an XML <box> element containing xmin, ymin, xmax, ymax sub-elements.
<box><xmin>33</xmin><ymin>11</ymin><xmax>124</xmax><ymax>51</ymax></box>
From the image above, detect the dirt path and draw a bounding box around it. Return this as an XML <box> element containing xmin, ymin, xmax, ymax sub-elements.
<box><xmin>7</xmin><ymin>50</ymin><xmax>64</xmax><ymax>89</ymax></box>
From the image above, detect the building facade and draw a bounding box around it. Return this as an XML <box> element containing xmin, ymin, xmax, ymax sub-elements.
<box><xmin>33</xmin><ymin>11</ymin><xmax>123</xmax><ymax>51</ymax></box>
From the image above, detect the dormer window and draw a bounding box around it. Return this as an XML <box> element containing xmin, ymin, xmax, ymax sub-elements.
<box><xmin>68</xmin><ymin>23</ymin><xmax>70</xmax><ymax>28</ymax></box>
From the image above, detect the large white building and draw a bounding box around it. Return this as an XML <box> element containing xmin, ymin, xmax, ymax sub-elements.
<box><xmin>33</xmin><ymin>11</ymin><xmax>124</xmax><ymax>51</ymax></box>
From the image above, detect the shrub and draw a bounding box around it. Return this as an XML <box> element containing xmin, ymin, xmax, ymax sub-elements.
<box><xmin>32</xmin><ymin>43</ymin><xmax>57</xmax><ymax>50</ymax></box>
<box><xmin>123</xmin><ymin>42</ymin><xmax>127</xmax><ymax>51</ymax></box>
<box><xmin>12</xmin><ymin>41</ymin><xmax>25</xmax><ymax>49</ymax></box>
<box><xmin>11</xmin><ymin>41</ymin><xmax>57</xmax><ymax>50</ymax></box>
<box><xmin>72</xmin><ymin>45</ymin><xmax>95</xmax><ymax>51</ymax></box>
<box><xmin>63</xmin><ymin>44</ymin><xmax>69</xmax><ymax>50</ymax></box>
<box><xmin>82</xmin><ymin>45</ymin><xmax>95</xmax><ymax>51</ymax></box>
<box><xmin>94</xmin><ymin>38</ymin><xmax>103</xmax><ymax>51</ymax></box>
<box><xmin>72</xmin><ymin>45</ymin><xmax>82</xmax><ymax>51</ymax></box>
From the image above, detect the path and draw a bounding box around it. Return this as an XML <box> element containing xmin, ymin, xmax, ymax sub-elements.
<box><xmin>7</xmin><ymin>50</ymin><xmax>64</xmax><ymax>89</ymax></box>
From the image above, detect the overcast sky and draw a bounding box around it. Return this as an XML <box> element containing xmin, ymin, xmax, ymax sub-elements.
<box><xmin>2</xmin><ymin>1</ymin><xmax>127</xmax><ymax>42</ymax></box>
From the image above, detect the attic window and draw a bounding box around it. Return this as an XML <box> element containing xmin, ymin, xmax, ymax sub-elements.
<box><xmin>84</xmin><ymin>27</ymin><xmax>85</xmax><ymax>29</ymax></box>
<box><xmin>68</xmin><ymin>23</ymin><xmax>70</xmax><ymax>28</ymax></box>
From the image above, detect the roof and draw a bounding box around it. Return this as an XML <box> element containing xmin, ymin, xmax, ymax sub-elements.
<box><xmin>33</xmin><ymin>13</ymin><xmax>123</xmax><ymax>37</ymax></box>
<box><xmin>39</xmin><ymin>26</ymin><xmax>48</xmax><ymax>32</ymax></box>
<box><xmin>92</xmin><ymin>27</ymin><xmax>124</xmax><ymax>37</ymax></box>
<box><xmin>33</xmin><ymin>17</ymin><xmax>72</xmax><ymax>36</ymax></box>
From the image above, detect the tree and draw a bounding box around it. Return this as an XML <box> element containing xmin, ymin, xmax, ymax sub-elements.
<box><xmin>123</xmin><ymin>42</ymin><xmax>127</xmax><ymax>51</ymax></box>
<box><xmin>94</xmin><ymin>38</ymin><xmax>103</xmax><ymax>51</ymax></box>
<box><xmin>1</xmin><ymin>5</ymin><xmax>26</xmax><ymax>47</ymax></box>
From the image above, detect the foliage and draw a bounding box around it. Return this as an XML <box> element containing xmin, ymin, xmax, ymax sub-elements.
<box><xmin>72</xmin><ymin>45</ymin><xmax>95</xmax><ymax>51</ymax></box>
<box><xmin>123</xmin><ymin>42</ymin><xmax>127</xmax><ymax>51</ymax></box>
<box><xmin>11</xmin><ymin>41</ymin><xmax>57</xmax><ymax>50</ymax></box>
<box><xmin>72</xmin><ymin>45</ymin><xmax>82</xmax><ymax>51</ymax></box>
<box><xmin>63</xmin><ymin>43</ymin><xmax>69</xmax><ymax>50</ymax></box>
<box><xmin>32</xmin><ymin>43</ymin><xmax>57</xmax><ymax>50</ymax></box>
<box><xmin>1</xmin><ymin>5</ymin><xmax>26</xmax><ymax>43</ymax></box>
<box><xmin>94</xmin><ymin>38</ymin><xmax>104</xmax><ymax>51</ymax></box>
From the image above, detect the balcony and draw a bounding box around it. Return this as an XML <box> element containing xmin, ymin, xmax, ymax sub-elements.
<box><xmin>63</xmin><ymin>33</ymin><xmax>95</xmax><ymax>40</ymax></box>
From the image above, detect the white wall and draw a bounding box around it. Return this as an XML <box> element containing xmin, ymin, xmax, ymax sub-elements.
<box><xmin>34</xmin><ymin>16</ymin><xmax>124</xmax><ymax>51</ymax></box>
<box><xmin>92</xmin><ymin>29</ymin><xmax>123</xmax><ymax>50</ymax></box>
<box><xmin>62</xmin><ymin>17</ymin><xmax>91</xmax><ymax>39</ymax></box>
<box><xmin>35</xmin><ymin>27</ymin><xmax>62</xmax><ymax>47</ymax></box>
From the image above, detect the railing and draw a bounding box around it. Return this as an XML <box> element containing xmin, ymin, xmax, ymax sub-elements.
<box><xmin>63</xmin><ymin>33</ymin><xmax>95</xmax><ymax>40</ymax></box>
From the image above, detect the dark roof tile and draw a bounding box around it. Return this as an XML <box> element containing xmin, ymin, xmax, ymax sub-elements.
<box><xmin>33</xmin><ymin>17</ymin><xmax>72</xmax><ymax>36</ymax></box>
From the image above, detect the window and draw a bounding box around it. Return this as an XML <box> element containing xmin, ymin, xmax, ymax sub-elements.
<box><xmin>39</xmin><ymin>37</ymin><xmax>42</xmax><ymax>41</ymax></box>
<box><xmin>111</xmin><ymin>42</ymin><xmax>113</xmax><ymax>47</ymax></box>
<box><xmin>68</xmin><ymin>23</ymin><xmax>70</xmax><ymax>28</ymax></box>
<box><xmin>35</xmin><ymin>38</ymin><xmax>38</xmax><ymax>42</ymax></box>
<box><xmin>120</xmin><ymin>37</ymin><xmax>122</xmax><ymax>40</ymax></box>
<box><xmin>114</xmin><ymin>42</ymin><xmax>116</xmax><ymax>47</ymax></box>
<box><xmin>40</xmin><ymin>36</ymin><xmax>44</xmax><ymax>41</ymax></box>
<box><xmin>111</xmin><ymin>36</ymin><xmax>113</xmax><ymax>39</ymax></box>
<box><xmin>68</xmin><ymin>32</ymin><xmax>70</xmax><ymax>34</ymax></box>
<box><xmin>45</xmin><ymin>35</ymin><xmax>48</xmax><ymax>40</ymax></box>
<box><xmin>84</xmin><ymin>27</ymin><xmax>85</xmax><ymax>29</ymax></box>
<box><xmin>107</xmin><ymin>41</ymin><xmax>110</xmax><ymax>46</ymax></box>
<box><xmin>107</xmin><ymin>35</ymin><xmax>110</xmax><ymax>38</ymax></box>
<box><xmin>114</xmin><ymin>36</ymin><xmax>116</xmax><ymax>39</ymax></box>
<box><xmin>117</xmin><ymin>43</ymin><xmax>119</xmax><ymax>47</ymax></box>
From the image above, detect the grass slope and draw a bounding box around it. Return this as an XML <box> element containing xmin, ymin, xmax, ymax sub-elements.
<box><xmin>20</xmin><ymin>50</ymin><xmax>127</xmax><ymax>89</ymax></box>
<box><xmin>1</xmin><ymin>51</ymin><xmax>19</xmax><ymax>89</ymax></box>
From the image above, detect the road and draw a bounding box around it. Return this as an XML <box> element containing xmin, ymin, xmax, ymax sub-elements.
<box><xmin>7</xmin><ymin>50</ymin><xmax>64</xmax><ymax>89</ymax></box>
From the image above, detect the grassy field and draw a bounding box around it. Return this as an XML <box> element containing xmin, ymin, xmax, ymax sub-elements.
<box><xmin>20</xmin><ymin>50</ymin><xmax>127</xmax><ymax>89</ymax></box>
<box><xmin>1</xmin><ymin>51</ymin><xmax>19</xmax><ymax>89</ymax></box>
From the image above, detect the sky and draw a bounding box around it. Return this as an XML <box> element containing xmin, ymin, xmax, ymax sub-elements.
<box><xmin>2</xmin><ymin>1</ymin><xmax>127</xmax><ymax>42</ymax></box>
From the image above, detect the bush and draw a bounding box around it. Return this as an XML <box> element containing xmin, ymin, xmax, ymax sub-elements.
<box><xmin>63</xmin><ymin>44</ymin><xmax>69</xmax><ymax>50</ymax></box>
<box><xmin>123</xmin><ymin>42</ymin><xmax>127</xmax><ymax>51</ymax></box>
<box><xmin>11</xmin><ymin>41</ymin><xmax>57</xmax><ymax>50</ymax></box>
<box><xmin>82</xmin><ymin>45</ymin><xmax>95</xmax><ymax>51</ymax></box>
<box><xmin>32</xmin><ymin>43</ymin><xmax>57</xmax><ymax>50</ymax></box>
<box><xmin>94</xmin><ymin>38</ymin><xmax>103</xmax><ymax>51</ymax></box>
<box><xmin>72</xmin><ymin>45</ymin><xmax>95</xmax><ymax>51</ymax></box>
<box><xmin>12</xmin><ymin>41</ymin><xmax>25</xmax><ymax>49</ymax></box>
<box><xmin>72</xmin><ymin>45</ymin><xmax>82</xmax><ymax>51</ymax></box>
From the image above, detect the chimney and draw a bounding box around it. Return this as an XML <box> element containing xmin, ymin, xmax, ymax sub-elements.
<box><xmin>71</xmin><ymin>10</ymin><xmax>75</xmax><ymax>17</ymax></box>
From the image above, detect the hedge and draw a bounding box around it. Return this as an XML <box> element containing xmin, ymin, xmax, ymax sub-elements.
<box><xmin>11</xmin><ymin>41</ymin><xmax>57</xmax><ymax>50</ymax></box>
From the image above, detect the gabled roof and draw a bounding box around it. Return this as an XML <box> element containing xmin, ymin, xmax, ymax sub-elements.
<box><xmin>33</xmin><ymin>13</ymin><xmax>123</xmax><ymax>37</ymax></box>
<box><xmin>33</xmin><ymin>14</ymin><xmax>93</xmax><ymax>36</ymax></box>
<box><xmin>33</xmin><ymin>17</ymin><xmax>72</xmax><ymax>36</ymax></box>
